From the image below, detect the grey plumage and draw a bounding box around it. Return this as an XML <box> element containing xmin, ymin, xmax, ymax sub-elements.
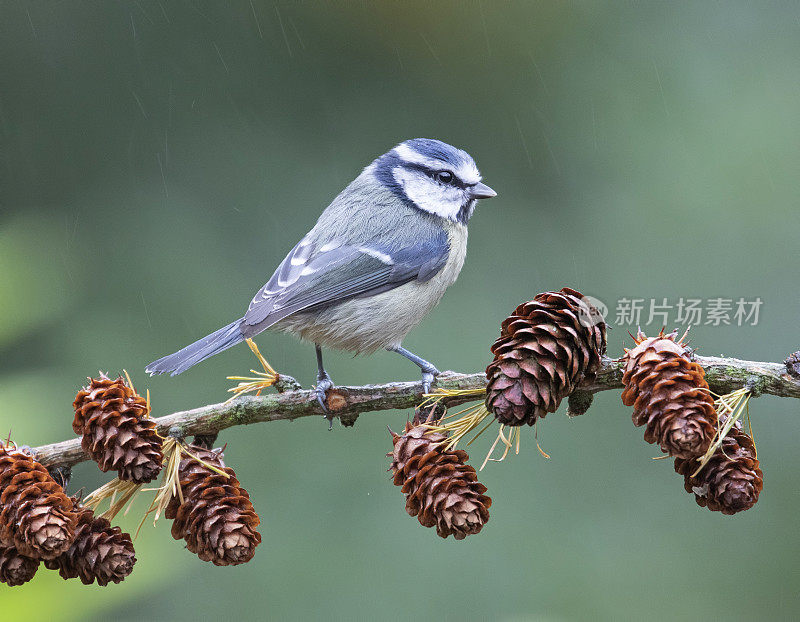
<box><xmin>145</xmin><ymin>138</ymin><xmax>495</xmax><ymax>383</ymax></box>
<box><xmin>243</xmin><ymin>175</ymin><xmax>451</xmax><ymax>333</ymax></box>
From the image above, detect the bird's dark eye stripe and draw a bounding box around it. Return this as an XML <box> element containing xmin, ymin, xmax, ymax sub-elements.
<box><xmin>400</xmin><ymin>161</ymin><xmax>466</xmax><ymax>188</ymax></box>
<box><xmin>405</xmin><ymin>163</ymin><xmax>465</xmax><ymax>188</ymax></box>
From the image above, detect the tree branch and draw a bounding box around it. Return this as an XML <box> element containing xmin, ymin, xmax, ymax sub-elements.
<box><xmin>33</xmin><ymin>354</ymin><xmax>800</xmax><ymax>469</ymax></box>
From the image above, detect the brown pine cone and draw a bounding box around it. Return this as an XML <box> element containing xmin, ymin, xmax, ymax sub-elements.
<box><xmin>485</xmin><ymin>288</ymin><xmax>607</xmax><ymax>426</ymax></box>
<box><xmin>389</xmin><ymin>423</ymin><xmax>491</xmax><ymax>540</ymax></box>
<box><xmin>674</xmin><ymin>418</ymin><xmax>763</xmax><ymax>515</ymax></box>
<box><xmin>621</xmin><ymin>330</ymin><xmax>717</xmax><ymax>459</ymax></box>
<box><xmin>0</xmin><ymin>445</ymin><xmax>78</xmax><ymax>560</ymax></box>
<box><xmin>785</xmin><ymin>351</ymin><xmax>800</xmax><ymax>379</ymax></box>
<box><xmin>0</xmin><ymin>545</ymin><xmax>40</xmax><ymax>586</ymax></box>
<box><xmin>44</xmin><ymin>503</ymin><xmax>135</xmax><ymax>585</ymax></box>
<box><xmin>73</xmin><ymin>373</ymin><xmax>163</xmax><ymax>483</ymax></box>
<box><xmin>165</xmin><ymin>446</ymin><xmax>261</xmax><ymax>566</ymax></box>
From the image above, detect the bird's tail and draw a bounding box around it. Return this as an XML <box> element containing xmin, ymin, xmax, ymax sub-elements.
<box><xmin>145</xmin><ymin>318</ymin><xmax>245</xmax><ymax>376</ymax></box>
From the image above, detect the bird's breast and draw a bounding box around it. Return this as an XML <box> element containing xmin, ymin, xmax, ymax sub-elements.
<box><xmin>429</xmin><ymin>221</ymin><xmax>468</xmax><ymax>290</ymax></box>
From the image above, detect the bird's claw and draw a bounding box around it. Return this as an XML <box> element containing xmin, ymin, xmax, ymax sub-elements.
<box><xmin>387</xmin><ymin>346</ymin><xmax>441</xmax><ymax>397</ymax></box>
<box><xmin>314</xmin><ymin>375</ymin><xmax>335</xmax><ymax>430</ymax></box>
<box><xmin>421</xmin><ymin>366</ymin><xmax>440</xmax><ymax>395</ymax></box>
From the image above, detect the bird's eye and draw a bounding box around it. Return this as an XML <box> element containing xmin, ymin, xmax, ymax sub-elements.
<box><xmin>436</xmin><ymin>171</ymin><xmax>454</xmax><ymax>184</ymax></box>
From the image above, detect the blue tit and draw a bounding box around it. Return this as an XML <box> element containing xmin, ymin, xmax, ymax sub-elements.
<box><xmin>146</xmin><ymin>138</ymin><xmax>496</xmax><ymax>423</ymax></box>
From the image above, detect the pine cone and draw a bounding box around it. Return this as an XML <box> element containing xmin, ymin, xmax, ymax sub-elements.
<box><xmin>165</xmin><ymin>446</ymin><xmax>261</xmax><ymax>566</ymax></box>
<box><xmin>0</xmin><ymin>445</ymin><xmax>78</xmax><ymax>559</ymax></box>
<box><xmin>485</xmin><ymin>288</ymin><xmax>607</xmax><ymax>426</ymax></box>
<box><xmin>674</xmin><ymin>418</ymin><xmax>763</xmax><ymax>515</ymax></box>
<box><xmin>0</xmin><ymin>545</ymin><xmax>40</xmax><ymax>586</ymax></box>
<box><xmin>44</xmin><ymin>503</ymin><xmax>135</xmax><ymax>585</ymax></box>
<box><xmin>785</xmin><ymin>350</ymin><xmax>800</xmax><ymax>379</ymax></box>
<box><xmin>621</xmin><ymin>330</ymin><xmax>717</xmax><ymax>459</ymax></box>
<box><xmin>73</xmin><ymin>374</ymin><xmax>163</xmax><ymax>483</ymax></box>
<box><xmin>389</xmin><ymin>423</ymin><xmax>491</xmax><ymax>540</ymax></box>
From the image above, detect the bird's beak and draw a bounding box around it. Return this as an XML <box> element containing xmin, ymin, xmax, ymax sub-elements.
<box><xmin>471</xmin><ymin>182</ymin><xmax>497</xmax><ymax>199</ymax></box>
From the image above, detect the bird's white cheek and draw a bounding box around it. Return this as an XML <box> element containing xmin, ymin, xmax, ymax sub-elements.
<box><xmin>392</xmin><ymin>167</ymin><xmax>462</xmax><ymax>220</ymax></box>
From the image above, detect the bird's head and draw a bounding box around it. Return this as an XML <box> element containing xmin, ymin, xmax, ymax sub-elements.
<box><xmin>372</xmin><ymin>138</ymin><xmax>496</xmax><ymax>224</ymax></box>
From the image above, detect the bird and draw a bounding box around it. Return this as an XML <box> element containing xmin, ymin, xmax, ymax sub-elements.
<box><xmin>145</xmin><ymin>138</ymin><xmax>496</xmax><ymax>424</ymax></box>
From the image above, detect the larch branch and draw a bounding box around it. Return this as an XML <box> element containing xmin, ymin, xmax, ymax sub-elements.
<box><xmin>32</xmin><ymin>354</ymin><xmax>800</xmax><ymax>469</ymax></box>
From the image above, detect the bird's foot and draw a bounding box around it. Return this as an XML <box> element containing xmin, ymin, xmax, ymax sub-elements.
<box><xmin>314</xmin><ymin>372</ymin><xmax>335</xmax><ymax>430</ymax></box>
<box><xmin>387</xmin><ymin>346</ymin><xmax>441</xmax><ymax>395</ymax></box>
<box><xmin>420</xmin><ymin>364</ymin><xmax>441</xmax><ymax>395</ymax></box>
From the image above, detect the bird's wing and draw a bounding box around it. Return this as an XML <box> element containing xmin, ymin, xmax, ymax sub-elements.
<box><xmin>242</xmin><ymin>229</ymin><xmax>450</xmax><ymax>331</ymax></box>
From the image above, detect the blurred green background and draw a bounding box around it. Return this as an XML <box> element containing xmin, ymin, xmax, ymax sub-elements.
<box><xmin>2</xmin><ymin>1</ymin><xmax>799</xmax><ymax>620</ymax></box>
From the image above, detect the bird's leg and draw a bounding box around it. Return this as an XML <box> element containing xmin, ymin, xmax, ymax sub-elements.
<box><xmin>314</xmin><ymin>344</ymin><xmax>335</xmax><ymax>429</ymax></box>
<box><xmin>388</xmin><ymin>345</ymin><xmax>441</xmax><ymax>394</ymax></box>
